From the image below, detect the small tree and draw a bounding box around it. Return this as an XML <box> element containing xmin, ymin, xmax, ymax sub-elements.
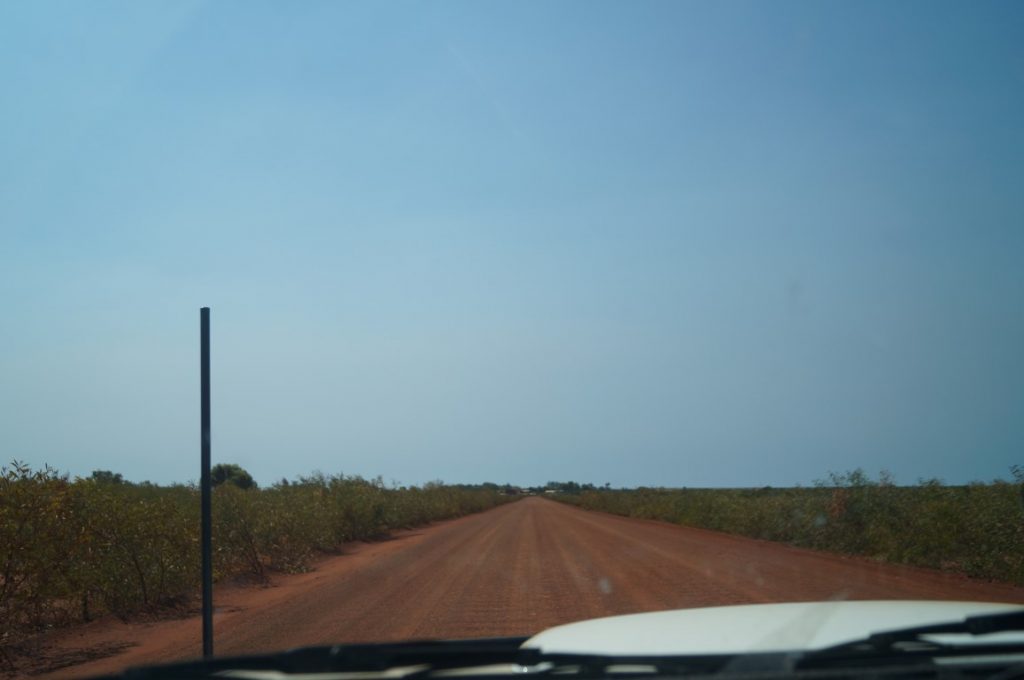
<box><xmin>89</xmin><ymin>470</ymin><xmax>125</xmax><ymax>485</ymax></box>
<box><xmin>211</xmin><ymin>463</ymin><xmax>256</xmax><ymax>490</ymax></box>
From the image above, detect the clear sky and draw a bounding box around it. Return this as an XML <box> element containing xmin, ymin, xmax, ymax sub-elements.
<box><xmin>2</xmin><ymin>1</ymin><xmax>1021</xmax><ymax>488</ymax></box>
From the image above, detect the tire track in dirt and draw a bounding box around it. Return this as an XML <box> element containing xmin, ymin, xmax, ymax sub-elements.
<box><xmin>33</xmin><ymin>497</ymin><xmax>1024</xmax><ymax>679</ymax></box>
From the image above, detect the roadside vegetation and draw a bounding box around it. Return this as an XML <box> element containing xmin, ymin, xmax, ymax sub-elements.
<box><xmin>553</xmin><ymin>468</ymin><xmax>1024</xmax><ymax>587</ymax></box>
<box><xmin>0</xmin><ymin>461</ymin><xmax>512</xmax><ymax>659</ymax></box>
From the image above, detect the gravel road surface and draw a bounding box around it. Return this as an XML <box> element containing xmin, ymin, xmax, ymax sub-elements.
<box><xmin>33</xmin><ymin>497</ymin><xmax>1024</xmax><ymax>678</ymax></box>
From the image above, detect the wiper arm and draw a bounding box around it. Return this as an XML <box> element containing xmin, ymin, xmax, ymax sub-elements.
<box><xmin>799</xmin><ymin>610</ymin><xmax>1024</xmax><ymax>669</ymax></box>
<box><xmin>864</xmin><ymin>610</ymin><xmax>1024</xmax><ymax>644</ymax></box>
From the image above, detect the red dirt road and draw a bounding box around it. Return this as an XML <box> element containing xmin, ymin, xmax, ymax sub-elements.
<box><xmin>32</xmin><ymin>497</ymin><xmax>1024</xmax><ymax>678</ymax></box>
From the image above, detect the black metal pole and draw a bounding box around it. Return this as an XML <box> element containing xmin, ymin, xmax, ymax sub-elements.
<box><xmin>200</xmin><ymin>307</ymin><xmax>213</xmax><ymax>658</ymax></box>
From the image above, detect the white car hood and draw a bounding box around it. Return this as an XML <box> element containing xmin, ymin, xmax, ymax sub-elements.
<box><xmin>523</xmin><ymin>601</ymin><xmax>1024</xmax><ymax>655</ymax></box>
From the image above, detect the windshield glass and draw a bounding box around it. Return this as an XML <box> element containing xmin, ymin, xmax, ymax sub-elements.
<box><xmin>1</xmin><ymin>1</ymin><xmax>1022</xmax><ymax>678</ymax></box>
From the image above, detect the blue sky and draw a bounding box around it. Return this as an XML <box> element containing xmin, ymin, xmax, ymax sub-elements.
<box><xmin>2</xmin><ymin>1</ymin><xmax>1021</xmax><ymax>487</ymax></box>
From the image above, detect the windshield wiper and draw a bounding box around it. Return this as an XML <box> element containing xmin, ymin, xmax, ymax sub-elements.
<box><xmin>96</xmin><ymin>637</ymin><xmax>531</xmax><ymax>680</ymax></box>
<box><xmin>798</xmin><ymin>610</ymin><xmax>1024</xmax><ymax>669</ymax></box>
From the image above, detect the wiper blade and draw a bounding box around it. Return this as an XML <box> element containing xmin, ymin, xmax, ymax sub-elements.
<box><xmin>799</xmin><ymin>610</ymin><xmax>1024</xmax><ymax>669</ymax></box>
<box><xmin>95</xmin><ymin>637</ymin><xmax>531</xmax><ymax>680</ymax></box>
